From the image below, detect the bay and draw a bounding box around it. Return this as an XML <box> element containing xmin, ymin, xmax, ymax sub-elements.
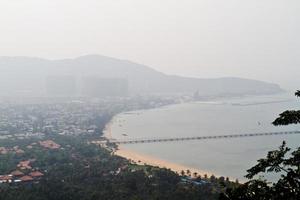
<box><xmin>111</xmin><ymin>93</ymin><xmax>300</xmax><ymax>181</ymax></box>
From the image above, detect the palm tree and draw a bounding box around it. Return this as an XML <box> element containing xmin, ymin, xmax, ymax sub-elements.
<box><xmin>186</xmin><ymin>169</ymin><xmax>191</xmax><ymax>177</ymax></box>
<box><xmin>180</xmin><ymin>170</ymin><xmax>185</xmax><ymax>176</ymax></box>
<box><xmin>193</xmin><ymin>172</ymin><xmax>198</xmax><ymax>178</ymax></box>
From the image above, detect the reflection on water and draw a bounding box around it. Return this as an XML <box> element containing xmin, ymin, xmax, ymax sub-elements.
<box><xmin>111</xmin><ymin>93</ymin><xmax>300</xmax><ymax>181</ymax></box>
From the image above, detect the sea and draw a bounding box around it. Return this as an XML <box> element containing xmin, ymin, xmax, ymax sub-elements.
<box><xmin>110</xmin><ymin>93</ymin><xmax>300</xmax><ymax>181</ymax></box>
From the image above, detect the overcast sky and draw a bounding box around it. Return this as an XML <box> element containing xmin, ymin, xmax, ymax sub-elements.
<box><xmin>0</xmin><ymin>0</ymin><xmax>299</xmax><ymax>90</ymax></box>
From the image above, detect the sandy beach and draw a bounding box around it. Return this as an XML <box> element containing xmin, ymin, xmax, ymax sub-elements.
<box><xmin>115</xmin><ymin>145</ymin><xmax>214</xmax><ymax>177</ymax></box>
<box><xmin>103</xmin><ymin>117</ymin><xmax>214</xmax><ymax>178</ymax></box>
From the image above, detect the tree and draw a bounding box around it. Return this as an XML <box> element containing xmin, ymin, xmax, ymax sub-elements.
<box><xmin>273</xmin><ymin>91</ymin><xmax>300</xmax><ymax>126</ymax></box>
<box><xmin>186</xmin><ymin>169</ymin><xmax>191</xmax><ymax>177</ymax></box>
<box><xmin>221</xmin><ymin>91</ymin><xmax>300</xmax><ymax>200</ymax></box>
<box><xmin>180</xmin><ymin>170</ymin><xmax>185</xmax><ymax>176</ymax></box>
<box><xmin>193</xmin><ymin>172</ymin><xmax>198</xmax><ymax>178</ymax></box>
<box><xmin>221</xmin><ymin>142</ymin><xmax>300</xmax><ymax>200</ymax></box>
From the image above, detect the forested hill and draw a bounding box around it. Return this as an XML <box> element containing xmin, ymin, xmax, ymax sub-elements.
<box><xmin>0</xmin><ymin>55</ymin><xmax>283</xmax><ymax>97</ymax></box>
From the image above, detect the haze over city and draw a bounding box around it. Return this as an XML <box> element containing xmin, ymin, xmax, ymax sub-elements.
<box><xmin>0</xmin><ymin>0</ymin><xmax>299</xmax><ymax>89</ymax></box>
<box><xmin>0</xmin><ymin>1</ymin><xmax>299</xmax><ymax>200</ymax></box>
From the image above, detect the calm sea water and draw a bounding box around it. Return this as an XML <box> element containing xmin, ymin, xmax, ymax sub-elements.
<box><xmin>111</xmin><ymin>93</ymin><xmax>300</xmax><ymax>181</ymax></box>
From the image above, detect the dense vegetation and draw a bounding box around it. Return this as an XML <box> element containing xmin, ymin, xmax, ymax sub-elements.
<box><xmin>0</xmin><ymin>134</ymin><xmax>234</xmax><ymax>200</ymax></box>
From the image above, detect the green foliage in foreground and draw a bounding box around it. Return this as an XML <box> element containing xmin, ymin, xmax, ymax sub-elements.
<box><xmin>220</xmin><ymin>142</ymin><xmax>300</xmax><ymax>200</ymax></box>
<box><xmin>221</xmin><ymin>91</ymin><xmax>300</xmax><ymax>200</ymax></box>
<box><xmin>273</xmin><ymin>90</ymin><xmax>300</xmax><ymax>126</ymax></box>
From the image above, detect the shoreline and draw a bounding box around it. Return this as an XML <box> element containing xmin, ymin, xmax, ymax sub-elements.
<box><xmin>115</xmin><ymin>145</ymin><xmax>214</xmax><ymax>178</ymax></box>
<box><xmin>103</xmin><ymin>115</ymin><xmax>215</xmax><ymax>178</ymax></box>
<box><xmin>103</xmin><ymin>120</ymin><xmax>113</xmax><ymax>139</ymax></box>
<box><xmin>100</xmin><ymin>93</ymin><xmax>290</xmax><ymax>182</ymax></box>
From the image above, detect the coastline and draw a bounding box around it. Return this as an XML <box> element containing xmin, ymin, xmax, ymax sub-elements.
<box><xmin>103</xmin><ymin>120</ymin><xmax>113</xmax><ymax>139</ymax></box>
<box><xmin>115</xmin><ymin>145</ymin><xmax>213</xmax><ymax>178</ymax></box>
<box><xmin>103</xmin><ymin>115</ymin><xmax>214</xmax><ymax>178</ymax></box>
<box><xmin>100</xmin><ymin>93</ymin><xmax>291</xmax><ymax>182</ymax></box>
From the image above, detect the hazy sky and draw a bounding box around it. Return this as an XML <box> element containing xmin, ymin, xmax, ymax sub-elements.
<box><xmin>0</xmin><ymin>0</ymin><xmax>299</xmax><ymax>89</ymax></box>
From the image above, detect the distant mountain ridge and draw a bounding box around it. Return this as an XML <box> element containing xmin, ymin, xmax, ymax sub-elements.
<box><xmin>0</xmin><ymin>55</ymin><xmax>283</xmax><ymax>97</ymax></box>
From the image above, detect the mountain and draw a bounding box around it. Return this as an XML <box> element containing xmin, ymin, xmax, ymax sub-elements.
<box><xmin>0</xmin><ymin>55</ymin><xmax>283</xmax><ymax>97</ymax></box>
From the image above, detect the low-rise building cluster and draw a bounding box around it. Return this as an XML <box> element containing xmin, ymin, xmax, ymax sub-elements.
<box><xmin>0</xmin><ymin>96</ymin><xmax>178</xmax><ymax>140</ymax></box>
<box><xmin>39</xmin><ymin>140</ymin><xmax>61</xmax><ymax>149</ymax></box>
<box><xmin>0</xmin><ymin>170</ymin><xmax>44</xmax><ymax>184</ymax></box>
<box><xmin>1</xmin><ymin>158</ymin><xmax>44</xmax><ymax>185</ymax></box>
<box><xmin>0</xmin><ymin>102</ymin><xmax>110</xmax><ymax>139</ymax></box>
<box><xmin>0</xmin><ymin>146</ymin><xmax>25</xmax><ymax>155</ymax></box>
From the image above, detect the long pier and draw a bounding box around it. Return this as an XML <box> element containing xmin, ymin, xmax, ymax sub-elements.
<box><xmin>108</xmin><ymin>131</ymin><xmax>300</xmax><ymax>145</ymax></box>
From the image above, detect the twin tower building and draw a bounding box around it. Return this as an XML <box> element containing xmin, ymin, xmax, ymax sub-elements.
<box><xmin>46</xmin><ymin>76</ymin><xmax>128</xmax><ymax>97</ymax></box>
